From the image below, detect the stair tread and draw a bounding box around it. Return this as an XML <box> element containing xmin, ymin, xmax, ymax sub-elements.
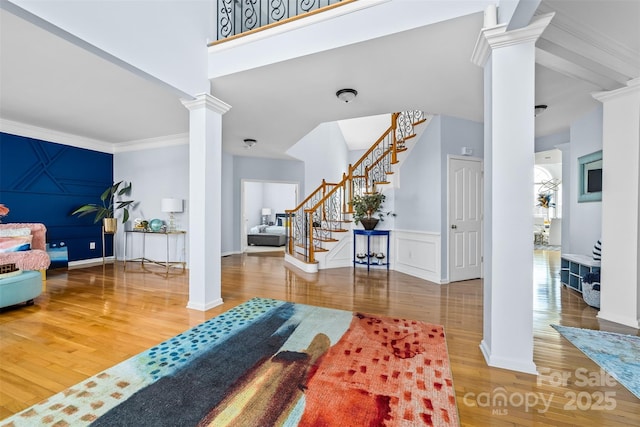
<box><xmin>294</xmin><ymin>243</ymin><xmax>328</xmax><ymax>253</ymax></box>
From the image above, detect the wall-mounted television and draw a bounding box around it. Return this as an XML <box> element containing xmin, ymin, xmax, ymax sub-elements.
<box><xmin>587</xmin><ymin>168</ymin><xmax>602</xmax><ymax>193</ymax></box>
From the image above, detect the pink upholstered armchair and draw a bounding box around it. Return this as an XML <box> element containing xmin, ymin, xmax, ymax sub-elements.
<box><xmin>0</xmin><ymin>223</ymin><xmax>51</xmax><ymax>275</ymax></box>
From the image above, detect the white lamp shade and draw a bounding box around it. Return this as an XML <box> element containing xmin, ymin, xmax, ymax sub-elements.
<box><xmin>161</xmin><ymin>198</ymin><xmax>183</xmax><ymax>213</ymax></box>
<box><xmin>261</xmin><ymin>208</ymin><xmax>272</xmax><ymax>216</ymax></box>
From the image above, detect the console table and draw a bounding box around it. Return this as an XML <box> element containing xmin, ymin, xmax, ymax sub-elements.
<box><xmin>353</xmin><ymin>229</ymin><xmax>390</xmax><ymax>271</ymax></box>
<box><xmin>124</xmin><ymin>230</ymin><xmax>186</xmax><ymax>275</ymax></box>
<box><xmin>560</xmin><ymin>254</ymin><xmax>600</xmax><ymax>293</ymax></box>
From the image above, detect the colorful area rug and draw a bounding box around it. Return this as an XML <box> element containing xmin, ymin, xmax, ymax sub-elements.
<box><xmin>3</xmin><ymin>298</ymin><xmax>458</xmax><ymax>426</ymax></box>
<box><xmin>552</xmin><ymin>325</ymin><xmax>640</xmax><ymax>399</ymax></box>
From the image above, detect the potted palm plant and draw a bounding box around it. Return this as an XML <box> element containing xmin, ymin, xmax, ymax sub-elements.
<box><xmin>71</xmin><ymin>181</ymin><xmax>135</xmax><ymax>233</ymax></box>
<box><xmin>350</xmin><ymin>192</ymin><xmax>393</xmax><ymax>230</ymax></box>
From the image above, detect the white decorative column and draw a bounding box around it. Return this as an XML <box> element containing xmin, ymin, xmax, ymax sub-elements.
<box><xmin>471</xmin><ymin>13</ymin><xmax>553</xmax><ymax>374</ymax></box>
<box><xmin>182</xmin><ymin>94</ymin><xmax>231</xmax><ymax>311</ymax></box>
<box><xmin>593</xmin><ymin>78</ymin><xmax>640</xmax><ymax>328</ymax></box>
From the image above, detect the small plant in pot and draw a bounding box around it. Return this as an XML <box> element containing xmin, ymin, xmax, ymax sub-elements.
<box><xmin>350</xmin><ymin>192</ymin><xmax>393</xmax><ymax>230</ymax></box>
<box><xmin>71</xmin><ymin>181</ymin><xmax>135</xmax><ymax>233</ymax></box>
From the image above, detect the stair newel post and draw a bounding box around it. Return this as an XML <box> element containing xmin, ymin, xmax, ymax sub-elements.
<box><xmin>391</xmin><ymin>112</ymin><xmax>399</xmax><ymax>165</ymax></box>
<box><xmin>348</xmin><ymin>165</ymin><xmax>354</xmax><ymax>213</ymax></box>
<box><xmin>286</xmin><ymin>210</ymin><xmax>293</xmax><ymax>255</ymax></box>
<box><xmin>306</xmin><ymin>210</ymin><xmax>315</xmax><ymax>263</ymax></box>
<box><xmin>342</xmin><ymin>172</ymin><xmax>348</xmax><ymax>215</ymax></box>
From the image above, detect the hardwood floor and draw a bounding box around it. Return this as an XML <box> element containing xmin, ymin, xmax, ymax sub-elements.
<box><xmin>1</xmin><ymin>250</ymin><xmax>638</xmax><ymax>426</ymax></box>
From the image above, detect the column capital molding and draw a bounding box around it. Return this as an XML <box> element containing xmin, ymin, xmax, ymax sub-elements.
<box><xmin>471</xmin><ymin>13</ymin><xmax>555</xmax><ymax>67</ymax></box>
<box><xmin>592</xmin><ymin>77</ymin><xmax>640</xmax><ymax>103</ymax></box>
<box><xmin>181</xmin><ymin>93</ymin><xmax>232</xmax><ymax>114</ymax></box>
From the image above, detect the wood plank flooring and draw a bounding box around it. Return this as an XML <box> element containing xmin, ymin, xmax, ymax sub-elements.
<box><xmin>1</xmin><ymin>250</ymin><xmax>638</xmax><ymax>426</ymax></box>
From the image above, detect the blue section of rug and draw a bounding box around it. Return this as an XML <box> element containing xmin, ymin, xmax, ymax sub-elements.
<box><xmin>552</xmin><ymin>325</ymin><xmax>640</xmax><ymax>399</ymax></box>
<box><xmin>92</xmin><ymin>301</ymin><xmax>298</xmax><ymax>426</ymax></box>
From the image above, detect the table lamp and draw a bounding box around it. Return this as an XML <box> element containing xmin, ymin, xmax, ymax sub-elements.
<box><xmin>161</xmin><ymin>198</ymin><xmax>183</xmax><ymax>232</ymax></box>
<box><xmin>261</xmin><ymin>208</ymin><xmax>271</xmax><ymax>225</ymax></box>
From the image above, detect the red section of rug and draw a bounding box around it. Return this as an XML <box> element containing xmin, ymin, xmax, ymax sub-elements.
<box><xmin>299</xmin><ymin>313</ymin><xmax>458</xmax><ymax>426</ymax></box>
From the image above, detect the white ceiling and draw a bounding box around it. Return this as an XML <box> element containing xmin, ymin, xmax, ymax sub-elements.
<box><xmin>0</xmin><ymin>1</ymin><xmax>638</xmax><ymax>158</ymax></box>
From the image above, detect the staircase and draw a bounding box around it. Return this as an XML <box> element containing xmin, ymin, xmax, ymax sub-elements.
<box><xmin>284</xmin><ymin>111</ymin><xmax>428</xmax><ymax>273</ymax></box>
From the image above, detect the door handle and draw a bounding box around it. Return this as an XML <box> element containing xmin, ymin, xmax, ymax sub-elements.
<box><xmin>451</xmin><ymin>224</ymin><xmax>457</xmax><ymax>229</ymax></box>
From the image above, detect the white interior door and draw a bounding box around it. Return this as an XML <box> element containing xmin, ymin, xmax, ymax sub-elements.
<box><xmin>448</xmin><ymin>157</ymin><xmax>483</xmax><ymax>282</ymax></box>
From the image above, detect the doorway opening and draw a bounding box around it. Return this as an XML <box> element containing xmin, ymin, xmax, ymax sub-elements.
<box><xmin>241</xmin><ymin>180</ymin><xmax>298</xmax><ymax>253</ymax></box>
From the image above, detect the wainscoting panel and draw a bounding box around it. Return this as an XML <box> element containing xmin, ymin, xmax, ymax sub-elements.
<box><xmin>319</xmin><ymin>234</ymin><xmax>353</xmax><ymax>269</ymax></box>
<box><xmin>393</xmin><ymin>230</ymin><xmax>441</xmax><ymax>283</ymax></box>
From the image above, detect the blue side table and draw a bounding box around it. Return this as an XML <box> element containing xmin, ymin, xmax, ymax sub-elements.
<box><xmin>353</xmin><ymin>229</ymin><xmax>390</xmax><ymax>271</ymax></box>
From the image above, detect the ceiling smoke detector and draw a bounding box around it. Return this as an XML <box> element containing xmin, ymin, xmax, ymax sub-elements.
<box><xmin>243</xmin><ymin>138</ymin><xmax>257</xmax><ymax>149</ymax></box>
<box><xmin>336</xmin><ymin>88</ymin><xmax>358</xmax><ymax>103</ymax></box>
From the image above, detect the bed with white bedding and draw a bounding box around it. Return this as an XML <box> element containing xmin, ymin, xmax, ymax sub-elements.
<box><xmin>247</xmin><ymin>214</ymin><xmax>289</xmax><ymax>246</ymax></box>
<box><xmin>249</xmin><ymin>225</ymin><xmax>287</xmax><ymax>235</ymax></box>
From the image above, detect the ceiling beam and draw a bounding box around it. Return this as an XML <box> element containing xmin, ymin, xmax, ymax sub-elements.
<box><xmin>536</xmin><ymin>48</ymin><xmax>620</xmax><ymax>91</ymax></box>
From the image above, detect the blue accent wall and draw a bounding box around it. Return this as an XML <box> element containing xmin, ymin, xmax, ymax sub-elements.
<box><xmin>0</xmin><ymin>132</ymin><xmax>113</xmax><ymax>261</ymax></box>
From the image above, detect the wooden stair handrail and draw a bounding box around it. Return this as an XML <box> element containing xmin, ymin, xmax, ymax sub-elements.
<box><xmin>287</xmin><ymin>110</ymin><xmax>425</xmax><ymax>264</ymax></box>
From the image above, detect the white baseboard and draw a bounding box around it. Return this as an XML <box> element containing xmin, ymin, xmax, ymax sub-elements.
<box><xmin>68</xmin><ymin>257</ymin><xmax>113</xmax><ymax>269</ymax></box>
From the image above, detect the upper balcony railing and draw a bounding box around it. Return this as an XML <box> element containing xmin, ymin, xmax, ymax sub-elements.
<box><xmin>215</xmin><ymin>0</ymin><xmax>350</xmax><ymax>42</ymax></box>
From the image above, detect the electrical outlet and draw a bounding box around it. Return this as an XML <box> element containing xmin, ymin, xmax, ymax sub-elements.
<box><xmin>89</xmin><ymin>242</ymin><xmax>96</xmax><ymax>250</ymax></box>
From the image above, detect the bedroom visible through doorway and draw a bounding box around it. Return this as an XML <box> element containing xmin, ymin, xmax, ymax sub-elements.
<box><xmin>241</xmin><ymin>180</ymin><xmax>298</xmax><ymax>253</ymax></box>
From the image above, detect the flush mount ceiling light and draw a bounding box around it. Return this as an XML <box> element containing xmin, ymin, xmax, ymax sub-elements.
<box><xmin>336</xmin><ymin>88</ymin><xmax>358</xmax><ymax>103</ymax></box>
<box><xmin>534</xmin><ymin>104</ymin><xmax>548</xmax><ymax>117</ymax></box>
<box><xmin>243</xmin><ymin>138</ymin><xmax>257</xmax><ymax>149</ymax></box>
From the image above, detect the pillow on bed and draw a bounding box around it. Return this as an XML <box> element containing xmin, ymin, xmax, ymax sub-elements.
<box><xmin>277</xmin><ymin>217</ymin><xmax>290</xmax><ymax>227</ymax></box>
<box><xmin>0</xmin><ymin>227</ymin><xmax>31</xmax><ymax>237</ymax></box>
<box><xmin>0</xmin><ymin>235</ymin><xmax>33</xmax><ymax>253</ymax></box>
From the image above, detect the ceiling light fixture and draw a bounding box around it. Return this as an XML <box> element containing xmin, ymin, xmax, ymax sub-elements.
<box><xmin>534</xmin><ymin>104</ymin><xmax>548</xmax><ymax>117</ymax></box>
<box><xmin>243</xmin><ymin>138</ymin><xmax>257</xmax><ymax>149</ymax></box>
<box><xmin>336</xmin><ymin>88</ymin><xmax>358</xmax><ymax>103</ymax></box>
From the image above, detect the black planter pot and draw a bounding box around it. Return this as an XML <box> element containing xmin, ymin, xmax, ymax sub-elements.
<box><xmin>360</xmin><ymin>218</ymin><xmax>379</xmax><ymax>230</ymax></box>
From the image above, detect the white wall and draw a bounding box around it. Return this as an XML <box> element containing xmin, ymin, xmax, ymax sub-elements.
<box><xmin>395</xmin><ymin>116</ymin><xmax>442</xmax><ymax>232</ymax></box>
<box><xmin>287</xmin><ymin>121</ymin><xmax>349</xmax><ymax>194</ymax></box>
<box><xmin>221</xmin><ymin>151</ymin><xmax>234</xmax><ymax>254</ymax></box>
<box><xmin>244</xmin><ymin>182</ymin><xmax>264</xmax><ymax>227</ymax></box>
<box><xmin>114</xmin><ymin>144</ymin><xmax>190</xmax><ymax>264</ymax></box>
<box><xmin>12</xmin><ymin>0</ymin><xmax>213</xmax><ymax>96</ymax></box>
<box><xmin>263</xmin><ymin>183</ymin><xmax>297</xmax><ymax>219</ymax></box>
<box><xmin>535</xmin><ymin>130</ymin><xmax>570</xmax><ymax>153</ymax></box>
<box><xmin>567</xmin><ymin>105</ymin><xmax>603</xmax><ymax>255</ymax></box>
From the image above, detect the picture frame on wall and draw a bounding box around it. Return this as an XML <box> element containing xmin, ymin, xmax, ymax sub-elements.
<box><xmin>578</xmin><ymin>150</ymin><xmax>603</xmax><ymax>203</ymax></box>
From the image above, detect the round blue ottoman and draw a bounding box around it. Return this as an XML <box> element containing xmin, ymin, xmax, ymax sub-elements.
<box><xmin>0</xmin><ymin>270</ymin><xmax>42</xmax><ymax>308</ymax></box>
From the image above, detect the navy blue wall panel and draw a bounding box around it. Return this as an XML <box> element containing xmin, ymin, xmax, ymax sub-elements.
<box><xmin>0</xmin><ymin>132</ymin><xmax>113</xmax><ymax>261</ymax></box>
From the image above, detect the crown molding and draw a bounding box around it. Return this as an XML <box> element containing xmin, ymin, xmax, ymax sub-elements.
<box><xmin>0</xmin><ymin>118</ymin><xmax>114</xmax><ymax>153</ymax></box>
<box><xmin>112</xmin><ymin>133</ymin><xmax>189</xmax><ymax>153</ymax></box>
<box><xmin>470</xmin><ymin>24</ymin><xmax>507</xmax><ymax>67</ymax></box>
<box><xmin>592</xmin><ymin>77</ymin><xmax>640</xmax><ymax>103</ymax></box>
<box><xmin>471</xmin><ymin>13</ymin><xmax>554</xmax><ymax>67</ymax></box>
<box><xmin>181</xmin><ymin>94</ymin><xmax>232</xmax><ymax>114</ymax></box>
<box><xmin>536</xmin><ymin>2</ymin><xmax>639</xmax><ymax>77</ymax></box>
<box><xmin>0</xmin><ymin>118</ymin><xmax>191</xmax><ymax>154</ymax></box>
